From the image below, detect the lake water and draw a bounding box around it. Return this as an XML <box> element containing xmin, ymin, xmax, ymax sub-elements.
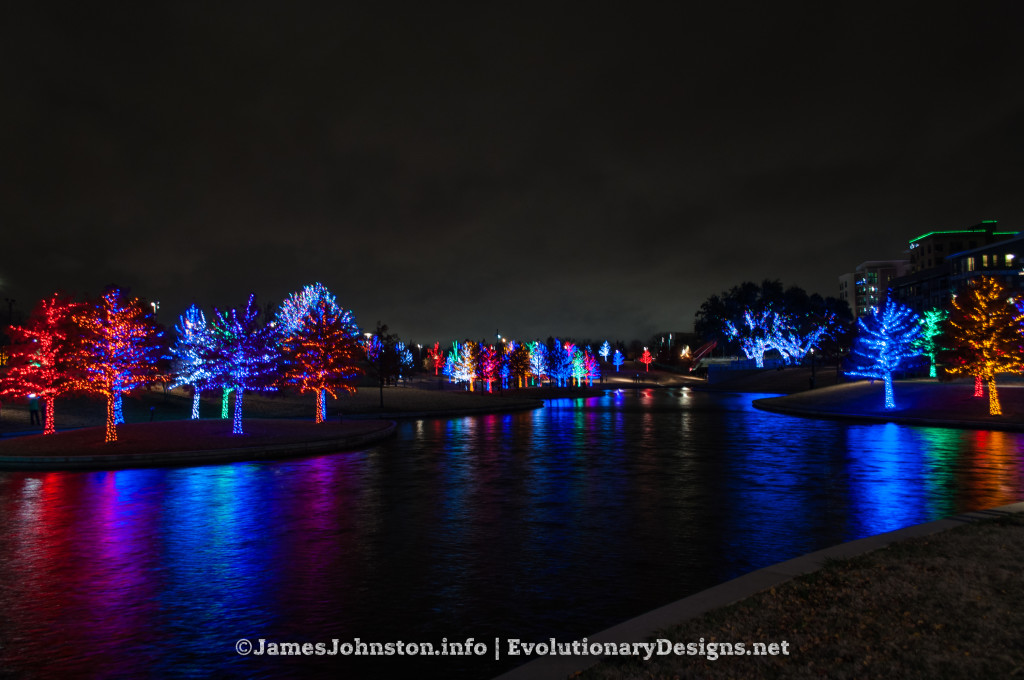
<box><xmin>1</xmin><ymin>388</ymin><xmax>1021</xmax><ymax>678</ymax></box>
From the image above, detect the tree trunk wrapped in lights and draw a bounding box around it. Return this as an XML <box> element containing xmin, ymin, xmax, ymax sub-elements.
<box><xmin>277</xmin><ymin>284</ymin><xmax>363</xmax><ymax>423</ymax></box>
<box><xmin>942</xmin><ymin>277</ymin><xmax>1024</xmax><ymax>416</ymax></box>
<box><xmin>847</xmin><ymin>294</ymin><xmax>923</xmax><ymax>410</ymax></box>
<box><xmin>0</xmin><ymin>294</ymin><xmax>82</xmax><ymax>435</ymax></box>
<box><xmin>169</xmin><ymin>304</ymin><xmax>216</xmax><ymax>419</ymax></box>
<box><xmin>210</xmin><ymin>294</ymin><xmax>279</xmax><ymax>435</ymax></box>
<box><xmin>71</xmin><ymin>288</ymin><xmax>163</xmax><ymax>443</ymax></box>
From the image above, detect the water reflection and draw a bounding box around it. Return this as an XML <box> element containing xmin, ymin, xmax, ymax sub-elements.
<box><xmin>0</xmin><ymin>389</ymin><xmax>1022</xmax><ymax>678</ymax></box>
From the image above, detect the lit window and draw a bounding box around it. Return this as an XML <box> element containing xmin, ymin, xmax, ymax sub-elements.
<box><xmin>967</xmin><ymin>257</ymin><xmax>976</xmax><ymax>271</ymax></box>
<box><xmin>1008</xmin><ymin>253</ymin><xmax>1016</xmax><ymax>266</ymax></box>
<box><xmin>983</xmin><ymin>254</ymin><xmax>989</xmax><ymax>267</ymax></box>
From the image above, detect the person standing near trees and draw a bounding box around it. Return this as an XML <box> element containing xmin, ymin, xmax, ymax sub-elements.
<box><xmin>28</xmin><ymin>394</ymin><xmax>40</xmax><ymax>426</ymax></box>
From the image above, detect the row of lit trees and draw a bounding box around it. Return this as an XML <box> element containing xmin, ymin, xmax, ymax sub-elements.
<box><xmin>0</xmin><ymin>283</ymin><xmax>378</xmax><ymax>441</ymax></box>
<box><xmin>425</xmin><ymin>337</ymin><xmax>661</xmax><ymax>391</ymax></box>
<box><xmin>848</xmin><ymin>276</ymin><xmax>1024</xmax><ymax>414</ymax></box>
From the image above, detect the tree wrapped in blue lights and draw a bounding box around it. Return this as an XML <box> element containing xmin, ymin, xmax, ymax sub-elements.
<box><xmin>848</xmin><ymin>295</ymin><xmax>922</xmax><ymax>410</ymax></box>
<box><xmin>547</xmin><ymin>339</ymin><xmax>574</xmax><ymax>387</ymax></box>
<box><xmin>773</xmin><ymin>313</ymin><xmax>834</xmax><ymax>365</ymax></box>
<box><xmin>724</xmin><ymin>309</ymin><xmax>783</xmax><ymax>368</ymax></box>
<box><xmin>612</xmin><ymin>348</ymin><xmax>624</xmax><ymax>372</ymax></box>
<box><xmin>169</xmin><ymin>304</ymin><xmax>215</xmax><ymax>419</ymax></box>
<box><xmin>210</xmin><ymin>295</ymin><xmax>279</xmax><ymax>434</ymax></box>
<box><xmin>277</xmin><ymin>284</ymin><xmax>363</xmax><ymax>423</ymax></box>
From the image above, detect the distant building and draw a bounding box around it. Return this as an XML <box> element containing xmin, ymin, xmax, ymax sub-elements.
<box><xmin>838</xmin><ymin>260</ymin><xmax>910</xmax><ymax>318</ymax></box>
<box><xmin>890</xmin><ymin>221</ymin><xmax>1020</xmax><ymax>312</ymax></box>
<box><xmin>948</xmin><ymin>233</ymin><xmax>1024</xmax><ymax>292</ymax></box>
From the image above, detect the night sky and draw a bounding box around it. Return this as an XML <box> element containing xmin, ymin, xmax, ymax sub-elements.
<box><xmin>4</xmin><ymin>4</ymin><xmax>1024</xmax><ymax>344</ymax></box>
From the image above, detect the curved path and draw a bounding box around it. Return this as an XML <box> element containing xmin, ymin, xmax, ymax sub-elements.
<box><xmin>493</xmin><ymin>500</ymin><xmax>1024</xmax><ymax>680</ymax></box>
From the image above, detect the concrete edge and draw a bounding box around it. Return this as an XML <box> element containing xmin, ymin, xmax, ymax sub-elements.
<box><xmin>0</xmin><ymin>421</ymin><xmax>398</xmax><ymax>471</ymax></box>
<box><xmin>492</xmin><ymin>501</ymin><xmax>1024</xmax><ymax>680</ymax></box>
<box><xmin>752</xmin><ymin>396</ymin><xmax>1024</xmax><ymax>432</ymax></box>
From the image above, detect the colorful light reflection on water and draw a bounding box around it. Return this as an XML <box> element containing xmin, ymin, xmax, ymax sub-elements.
<box><xmin>0</xmin><ymin>389</ymin><xmax>1022</xmax><ymax>678</ymax></box>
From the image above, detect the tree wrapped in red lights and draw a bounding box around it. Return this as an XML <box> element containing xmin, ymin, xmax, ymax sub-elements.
<box><xmin>583</xmin><ymin>347</ymin><xmax>601</xmax><ymax>386</ymax></box>
<box><xmin>943</xmin><ymin>277</ymin><xmax>1024</xmax><ymax>415</ymax></box>
<box><xmin>478</xmin><ymin>344</ymin><xmax>499</xmax><ymax>392</ymax></box>
<box><xmin>426</xmin><ymin>342</ymin><xmax>443</xmax><ymax>376</ymax></box>
<box><xmin>72</xmin><ymin>288</ymin><xmax>163</xmax><ymax>443</ymax></box>
<box><xmin>638</xmin><ymin>347</ymin><xmax>654</xmax><ymax>372</ymax></box>
<box><xmin>0</xmin><ymin>294</ymin><xmax>82</xmax><ymax>434</ymax></box>
<box><xmin>277</xmin><ymin>284</ymin><xmax>363</xmax><ymax>423</ymax></box>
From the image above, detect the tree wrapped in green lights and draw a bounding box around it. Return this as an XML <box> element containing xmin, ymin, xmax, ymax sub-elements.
<box><xmin>943</xmin><ymin>277</ymin><xmax>1024</xmax><ymax>415</ymax></box>
<box><xmin>914</xmin><ymin>307</ymin><xmax>948</xmax><ymax>379</ymax></box>
<box><xmin>847</xmin><ymin>295</ymin><xmax>922</xmax><ymax>410</ymax></box>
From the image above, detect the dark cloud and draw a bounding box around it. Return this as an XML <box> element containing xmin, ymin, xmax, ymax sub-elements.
<box><xmin>3</xmin><ymin>3</ymin><xmax>1024</xmax><ymax>342</ymax></box>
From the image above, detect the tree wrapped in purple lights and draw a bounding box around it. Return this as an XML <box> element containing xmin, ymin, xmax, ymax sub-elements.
<box><xmin>210</xmin><ymin>295</ymin><xmax>279</xmax><ymax>434</ymax></box>
<box><xmin>847</xmin><ymin>295</ymin><xmax>922</xmax><ymax>410</ymax></box>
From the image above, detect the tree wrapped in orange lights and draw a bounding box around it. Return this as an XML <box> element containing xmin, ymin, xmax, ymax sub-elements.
<box><xmin>72</xmin><ymin>288</ymin><xmax>163</xmax><ymax>442</ymax></box>
<box><xmin>943</xmin><ymin>277</ymin><xmax>1024</xmax><ymax>415</ymax></box>
<box><xmin>277</xmin><ymin>284</ymin><xmax>363</xmax><ymax>423</ymax></box>
<box><xmin>0</xmin><ymin>294</ymin><xmax>82</xmax><ymax>434</ymax></box>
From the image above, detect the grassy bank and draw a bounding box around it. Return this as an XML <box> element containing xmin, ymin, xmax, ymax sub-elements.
<box><xmin>580</xmin><ymin>511</ymin><xmax>1024</xmax><ymax>679</ymax></box>
<box><xmin>755</xmin><ymin>379</ymin><xmax>1024</xmax><ymax>430</ymax></box>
